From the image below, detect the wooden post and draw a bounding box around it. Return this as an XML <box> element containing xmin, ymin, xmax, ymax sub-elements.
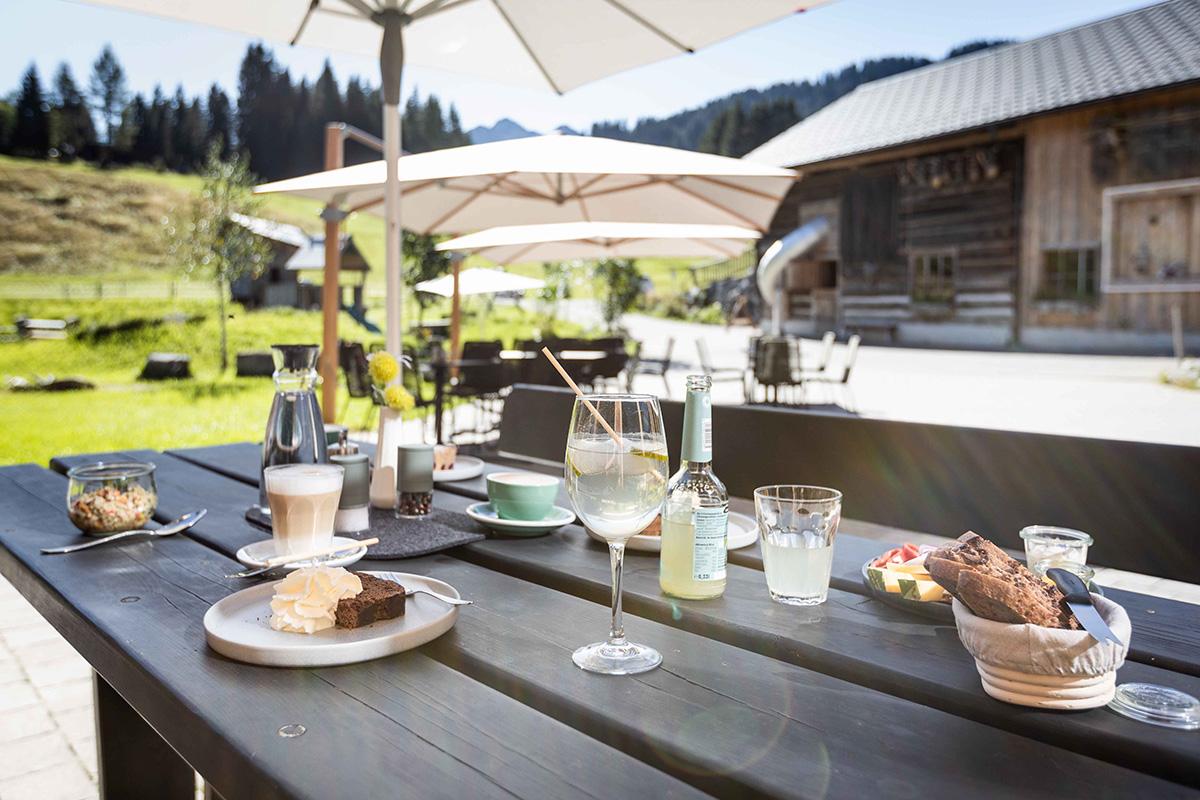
<box><xmin>320</xmin><ymin>124</ymin><xmax>345</xmax><ymax>423</ymax></box>
<box><xmin>449</xmin><ymin>255</ymin><xmax>463</xmax><ymax>378</ymax></box>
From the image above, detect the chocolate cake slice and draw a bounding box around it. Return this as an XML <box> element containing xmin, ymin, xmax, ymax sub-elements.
<box><xmin>335</xmin><ymin>574</ymin><xmax>406</xmax><ymax>629</ymax></box>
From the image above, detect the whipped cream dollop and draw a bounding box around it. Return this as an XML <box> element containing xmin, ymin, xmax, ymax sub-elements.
<box><xmin>269</xmin><ymin>566</ymin><xmax>362</xmax><ymax>634</ymax></box>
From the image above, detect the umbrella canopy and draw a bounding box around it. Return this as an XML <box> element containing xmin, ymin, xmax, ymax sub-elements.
<box><xmin>255</xmin><ymin>134</ymin><xmax>796</xmax><ymax>233</ymax></box>
<box><xmin>436</xmin><ymin>221</ymin><xmax>760</xmax><ymax>263</ymax></box>
<box><xmin>415</xmin><ymin>267</ymin><xmax>545</xmax><ymax>298</ymax></box>
<box><xmin>79</xmin><ymin>2</ymin><xmax>812</xmax><ymax>93</ymax></box>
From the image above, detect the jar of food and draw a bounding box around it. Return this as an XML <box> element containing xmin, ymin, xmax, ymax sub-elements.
<box><xmin>66</xmin><ymin>462</ymin><xmax>158</xmax><ymax>535</ymax></box>
<box><xmin>396</xmin><ymin>444</ymin><xmax>434</xmax><ymax>519</ymax></box>
<box><xmin>1020</xmin><ymin>525</ymin><xmax>1093</xmax><ymax>574</ymax></box>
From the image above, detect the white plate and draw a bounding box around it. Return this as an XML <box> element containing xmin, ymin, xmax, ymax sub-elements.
<box><xmin>432</xmin><ymin>456</ymin><xmax>485</xmax><ymax>483</ymax></box>
<box><xmin>203</xmin><ymin>571</ymin><xmax>460</xmax><ymax>667</ymax></box>
<box><xmin>465</xmin><ymin>502</ymin><xmax>575</xmax><ymax>536</ymax></box>
<box><xmin>587</xmin><ymin>511</ymin><xmax>758</xmax><ymax>553</ymax></box>
<box><xmin>235</xmin><ymin>537</ymin><xmax>367</xmax><ymax>570</ymax></box>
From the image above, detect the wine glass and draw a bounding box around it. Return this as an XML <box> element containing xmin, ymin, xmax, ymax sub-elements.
<box><xmin>564</xmin><ymin>394</ymin><xmax>669</xmax><ymax>675</ymax></box>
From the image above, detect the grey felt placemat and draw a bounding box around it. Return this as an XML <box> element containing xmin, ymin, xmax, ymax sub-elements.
<box><xmin>245</xmin><ymin>506</ymin><xmax>486</xmax><ymax>559</ymax></box>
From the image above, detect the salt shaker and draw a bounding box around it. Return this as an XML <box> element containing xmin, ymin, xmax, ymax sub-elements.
<box><xmin>396</xmin><ymin>444</ymin><xmax>434</xmax><ymax>518</ymax></box>
<box><xmin>331</xmin><ymin>453</ymin><xmax>371</xmax><ymax>534</ymax></box>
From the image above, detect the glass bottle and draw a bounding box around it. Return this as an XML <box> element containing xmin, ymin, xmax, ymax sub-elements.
<box><xmin>660</xmin><ymin>375</ymin><xmax>729</xmax><ymax>599</ymax></box>
<box><xmin>256</xmin><ymin>344</ymin><xmax>327</xmax><ymax>513</ymax></box>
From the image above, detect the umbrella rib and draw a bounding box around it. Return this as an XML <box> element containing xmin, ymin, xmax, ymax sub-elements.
<box><xmin>565</xmin><ymin>173</ymin><xmax>607</xmax><ymax>200</ymax></box>
<box><xmin>426</xmin><ymin>173</ymin><xmax>511</xmax><ymax>232</ymax></box>
<box><xmin>664</xmin><ymin>180</ymin><xmax>765</xmax><ymax>231</ymax></box>
<box><xmin>601</xmin><ymin>0</ymin><xmax>693</xmax><ymax>53</ymax></box>
<box><xmin>409</xmin><ymin>0</ymin><xmax>478</xmax><ymax>20</ymax></box>
<box><xmin>489</xmin><ymin>0</ymin><xmax>564</xmax><ymax>94</ymax></box>
<box><xmin>290</xmin><ymin>0</ymin><xmax>319</xmax><ymax>45</ymax></box>
<box><xmin>567</xmin><ymin>174</ymin><xmax>591</xmax><ymax>221</ymax></box>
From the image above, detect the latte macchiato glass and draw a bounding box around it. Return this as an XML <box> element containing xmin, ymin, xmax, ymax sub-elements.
<box><xmin>264</xmin><ymin>464</ymin><xmax>344</xmax><ymax>557</ymax></box>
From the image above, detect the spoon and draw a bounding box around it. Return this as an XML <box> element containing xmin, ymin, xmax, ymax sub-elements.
<box><xmin>42</xmin><ymin>509</ymin><xmax>208</xmax><ymax>554</ymax></box>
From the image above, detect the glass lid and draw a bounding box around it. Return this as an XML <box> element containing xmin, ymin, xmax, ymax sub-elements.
<box><xmin>1108</xmin><ymin>683</ymin><xmax>1200</xmax><ymax>730</ymax></box>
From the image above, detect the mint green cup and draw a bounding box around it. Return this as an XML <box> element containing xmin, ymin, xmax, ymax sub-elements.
<box><xmin>487</xmin><ymin>472</ymin><xmax>559</xmax><ymax>521</ymax></box>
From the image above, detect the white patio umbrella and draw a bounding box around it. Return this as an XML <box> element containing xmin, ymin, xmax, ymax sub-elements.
<box><xmin>435</xmin><ymin>221</ymin><xmax>761</xmax><ymax>263</ymax></box>
<box><xmin>414</xmin><ymin>267</ymin><xmax>544</xmax><ymax>297</ymax></box>
<box><xmin>80</xmin><ymin>1</ymin><xmax>814</xmax><ymax>361</ymax></box>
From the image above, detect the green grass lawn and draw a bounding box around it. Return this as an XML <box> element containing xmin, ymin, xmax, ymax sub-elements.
<box><xmin>0</xmin><ymin>297</ymin><xmax>583</xmax><ymax>466</ymax></box>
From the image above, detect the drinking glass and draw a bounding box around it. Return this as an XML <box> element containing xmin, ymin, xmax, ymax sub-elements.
<box><xmin>754</xmin><ymin>485</ymin><xmax>842</xmax><ymax>606</ymax></box>
<box><xmin>565</xmin><ymin>394</ymin><xmax>669</xmax><ymax>675</ymax></box>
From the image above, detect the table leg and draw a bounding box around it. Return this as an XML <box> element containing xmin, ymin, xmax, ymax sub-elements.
<box><xmin>94</xmin><ymin>672</ymin><xmax>194</xmax><ymax>800</ymax></box>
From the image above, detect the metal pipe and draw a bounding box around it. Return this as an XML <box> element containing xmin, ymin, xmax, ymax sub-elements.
<box><xmin>755</xmin><ymin>218</ymin><xmax>830</xmax><ymax>336</ymax></box>
<box><xmin>379</xmin><ymin>10</ymin><xmax>406</xmax><ymax>361</ymax></box>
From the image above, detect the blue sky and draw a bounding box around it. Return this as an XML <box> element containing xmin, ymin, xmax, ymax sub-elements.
<box><xmin>1</xmin><ymin>0</ymin><xmax>1149</xmax><ymax>132</ymax></box>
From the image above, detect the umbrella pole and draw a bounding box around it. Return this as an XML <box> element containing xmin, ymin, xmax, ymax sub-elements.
<box><xmin>320</xmin><ymin>124</ymin><xmax>345</xmax><ymax>423</ymax></box>
<box><xmin>380</xmin><ymin>11</ymin><xmax>405</xmax><ymax>365</ymax></box>
<box><xmin>449</xmin><ymin>254</ymin><xmax>463</xmax><ymax>379</ymax></box>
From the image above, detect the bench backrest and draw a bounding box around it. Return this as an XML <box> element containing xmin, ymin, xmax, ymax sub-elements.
<box><xmin>498</xmin><ymin>384</ymin><xmax>1199</xmax><ymax>582</ymax></box>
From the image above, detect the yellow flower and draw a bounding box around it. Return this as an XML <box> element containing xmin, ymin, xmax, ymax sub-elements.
<box><xmin>368</xmin><ymin>352</ymin><xmax>399</xmax><ymax>385</ymax></box>
<box><xmin>383</xmin><ymin>385</ymin><xmax>415</xmax><ymax>412</ymax></box>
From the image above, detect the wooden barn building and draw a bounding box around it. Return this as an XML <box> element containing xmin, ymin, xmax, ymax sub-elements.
<box><xmin>747</xmin><ymin>0</ymin><xmax>1200</xmax><ymax>352</ymax></box>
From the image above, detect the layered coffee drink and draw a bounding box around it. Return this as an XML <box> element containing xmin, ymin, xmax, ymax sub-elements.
<box><xmin>263</xmin><ymin>464</ymin><xmax>344</xmax><ymax>557</ymax></box>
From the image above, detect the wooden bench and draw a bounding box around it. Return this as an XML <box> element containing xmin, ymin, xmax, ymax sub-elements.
<box><xmin>497</xmin><ymin>384</ymin><xmax>1200</xmax><ymax>582</ymax></box>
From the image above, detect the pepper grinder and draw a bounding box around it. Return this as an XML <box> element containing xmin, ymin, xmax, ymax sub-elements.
<box><xmin>330</xmin><ymin>452</ymin><xmax>370</xmax><ymax>534</ymax></box>
<box><xmin>396</xmin><ymin>444</ymin><xmax>434</xmax><ymax>518</ymax></box>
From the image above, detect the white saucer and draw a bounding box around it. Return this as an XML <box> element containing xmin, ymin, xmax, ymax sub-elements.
<box><xmin>432</xmin><ymin>456</ymin><xmax>485</xmax><ymax>483</ymax></box>
<box><xmin>465</xmin><ymin>502</ymin><xmax>575</xmax><ymax>536</ymax></box>
<box><xmin>587</xmin><ymin>511</ymin><xmax>758</xmax><ymax>553</ymax></box>
<box><xmin>204</xmin><ymin>571</ymin><xmax>460</xmax><ymax>667</ymax></box>
<box><xmin>235</xmin><ymin>537</ymin><xmax>367</xmax><ymax>570</ymax></box>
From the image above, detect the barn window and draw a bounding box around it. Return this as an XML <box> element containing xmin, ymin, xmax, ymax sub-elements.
<box><xmin>911</xmin><ymin>251</ymin><xmax>955</xmax><ymax>304</ymax></box>
<box><xmin>1040</xmin><ymin>247</ymin><xmax>1098</xmax><ymax>302</ymax></box>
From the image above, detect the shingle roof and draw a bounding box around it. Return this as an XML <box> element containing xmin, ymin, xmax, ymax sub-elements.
<box><xmin>746</xmin><ymin>0</ymin><xmax>1200</xmax><ymax>168</ymax></box>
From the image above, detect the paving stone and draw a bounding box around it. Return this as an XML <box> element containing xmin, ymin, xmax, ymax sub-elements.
<box><xmin>12</xmin><ymin>638</ymin><xmax>82</xmax><ymax>668</ymax></box>
<box><xmin>1</xmin><ymin>623</ymin><xmax>65</xmax><ymax>649</ymax></box>
<box><xmin>26</xmin><ymin>655</ymin><xmax>91</xmax><ymax>690</ymax></box>
<box><xmin>0</xmin><ymin>704</ymin><xmax>55</xmax><ymax>744</ymax></box>
<box><xmin>36</xmin><ymin>678</ymin><xmax>93</xmax><ymax>715</ymax></box>
<box><xmin>0</xmin><ymin>759</ymin><xmax>97</xmax><ymax>800</ymax></box>
<box><xmin>0</xmin><ymin>731</ymin><xmax>76</xmax><ymax>780</ymax></box>
<box><xmin>0</xmin><ymin>659</ymin><xmax>25</xmax><ymax>683</ymax></box>
<box><xmin>69</xmin><ymin>736</ymin><xmax>97</xmax><ymax>780</ymax></box>
<box><xmin>52</xmin><ymin>707</ymin><xmax>95</xmax><ymax>749</ymax></box>
<box><xmin>0</xmin><ymin>681</ymin><xmax>39</xmax><ymax>713</ymax></box>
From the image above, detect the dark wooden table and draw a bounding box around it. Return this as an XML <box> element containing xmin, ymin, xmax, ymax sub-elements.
<box><xmin>1</xmin><ymin>443</ymin><xmax>1198</xmax><ymax>799</ymax></box>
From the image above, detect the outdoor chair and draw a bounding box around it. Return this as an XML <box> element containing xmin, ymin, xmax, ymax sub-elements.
<box><xmin>401</xmin><ymin>345</ymin><xmax>436</xmax><ymax>441</ymax></box>
<box><xmin>626</xmin><ymin>337</ymin><xmax>674</xmax><ymax>397</ymax></box>
<box><xmin>450</xmin><ymin>340</ymin><xmax>511</xmax><ymax>440</ymax></box>
<box><xmin>589</xmin><ymin>337</ymin><xmax>629</xmax><ymax>392</ymax></box>
<box><xmin>695</xmin><ymin>338</ymin><xmax>749</xmax><ymax>402</ymax></box>
<box><xmin>802</xmin><ymin>334</ymin><xmax>861</xmax><ymax>412</ymax></box>
<box><xmin>338</xmin><ymin>341</ymin><xmax>379</xmax><ymax>431</ymax></box>
<box><xmin>750</xmin><ymin>336</ymin><xmax>801</xmax><ymax>405</ymax></box>
<box><xmin>793</xmin><ymin>331</ymin><xmax>837</xmax><ymax>381</ymax></box>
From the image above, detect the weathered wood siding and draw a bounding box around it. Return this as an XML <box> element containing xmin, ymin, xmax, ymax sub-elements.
<box><xmin>1022</xmin><ymin>86</ymin><xmax>1200</xmax><ymax>334</ymax></box>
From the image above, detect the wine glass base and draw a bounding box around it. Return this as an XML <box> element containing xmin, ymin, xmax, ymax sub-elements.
<box><xmin>572</xmin><ymin>641</ymin><xmax>662</xmax><ymax>675</ymax></box>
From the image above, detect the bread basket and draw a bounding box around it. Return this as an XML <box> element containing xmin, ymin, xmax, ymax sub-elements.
<box><xmin>952</xmin><ymin>596</ymin><xmax>1131</xmax><ymax>709</ymax></box>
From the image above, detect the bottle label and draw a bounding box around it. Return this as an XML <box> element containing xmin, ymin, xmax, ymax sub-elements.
<box><xmin>681</xmin><ymin>387</ymin><xmax>712</xmax><ymax>462</ymax></box>
<box><xmin>692</xmin><ymin>507</ymin><xmax>728</xmax><ymax>581</ymax></box>
<box><xmin>702</xmin><ymin>418</ymin><xmax>712</xmax><ymax>452</ymax></box>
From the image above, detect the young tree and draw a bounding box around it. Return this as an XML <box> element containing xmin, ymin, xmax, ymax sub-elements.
<box><xmin>401</xmin><ymin>231</ymin><xmax>453</xmax><ymax>325</ymax></box>
<box><xmin>50</xmin><ymin>63</ymin><xmax>96</xmax><ymax>160</ymax></box>
<box><xmin>594</xmin><ymin>258</ymin><xmax>643</xmax><ymax>332</ymax></box>
<box><xmin>167</xmin><ymin>143</ymin><xmax>272</xmax><ymax>372</ymax></box>
<box><xmin>0</xmin><ymin>102</ymin><xmax>15</xmax><ymax>154</ymax></box>
<box><xmin>89</xmin><ymin>44</ymin><xmax>128</xmax><ymax>145</ymax></box>
<box><xmin>12</xmin><ymin>64</ymin><xmax>50</xmax><ymax>158</ymax></box>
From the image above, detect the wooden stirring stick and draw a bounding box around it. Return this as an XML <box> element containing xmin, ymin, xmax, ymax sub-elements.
<box><xmin>541</xmin><ymin>347</ymin><xmax>624</xmax><ymax>447</ymax></box>
<box><xmin>262</xmin><ymin>537</ymin><xmax>379</xmax><ymax>568</ymax></box>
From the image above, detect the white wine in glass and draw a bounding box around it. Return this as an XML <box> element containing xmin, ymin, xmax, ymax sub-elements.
<box><xmin>564</xmin><ymin>394</ymin><xmax>668</xmax><ymax>675</ymax></box>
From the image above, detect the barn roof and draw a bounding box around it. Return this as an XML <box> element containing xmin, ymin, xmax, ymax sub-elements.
<box><xmin>230</xmin><ymin>213</ymin><xmax>368</xmax><ymax>272</ymax></box>
<box><xmin>746</xmin><ymin>0</ymin><xmax>1200</xmax><ymax>168</ymax></box>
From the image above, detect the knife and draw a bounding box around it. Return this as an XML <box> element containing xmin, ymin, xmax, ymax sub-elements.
<box><xmin>1047</xmin><ymin>567</ymin><xmax>1124</xmax><ymax>646</ymax></box>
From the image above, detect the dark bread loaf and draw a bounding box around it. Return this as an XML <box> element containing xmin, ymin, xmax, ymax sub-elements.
<box><xmin>927</xmin><ymin>532</ymin><xmax>1078</xmax><ymax>629</ymax></box>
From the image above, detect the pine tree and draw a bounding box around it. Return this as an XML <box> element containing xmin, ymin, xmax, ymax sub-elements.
<box><xmin>114</xmin><ymin>93</ymin><xmax>148</xmax><ymax>162</ymax></box>
<box><xmin>12</xmin><ymin>64</ymin><xmax>50</xmax><ymax>158</ymax></box>
<box><xmin>205</xmin><ymin>85</ymin><xmax>233</xmax><ymax>160</ymax></box>
<box><xmin>148</xmin><ymin>85</ymin><xmax>171</xmax><ymax>167</ymax></box>
<box><xmin>89</xmin><ymin>44</ymin><xmax>128</xmax><ymax>145</ymax></box>
<box><xmin>50</xmin><ymin>63</ymin><xmax>96</xmax><ymax>160</ymax></box>
<box><xmin>0</xmin><ymin>102</ymin><xmax>15</xmax><ymax>154</ymax></box>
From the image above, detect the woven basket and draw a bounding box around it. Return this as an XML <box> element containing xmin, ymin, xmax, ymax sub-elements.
<box><xmin>951</xmin><ymin>595</ymin><xmax>1131</xmax><ymax>709</ymax></box>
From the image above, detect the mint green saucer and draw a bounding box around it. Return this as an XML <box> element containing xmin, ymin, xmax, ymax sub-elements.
<box><xmin>465</xmin><ymin>502</ymin><xmax>575</xmax><ymax>537</ymax></box>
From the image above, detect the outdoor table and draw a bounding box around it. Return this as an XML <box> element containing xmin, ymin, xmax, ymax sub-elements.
<box><xmin>2</xmin><ymin>444</ymin><xmax>1199</xmax><ymax>799</ymax></box>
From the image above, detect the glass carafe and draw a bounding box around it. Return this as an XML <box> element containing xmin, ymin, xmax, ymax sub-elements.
<box><xmin>256</xmin><ymin>344</ymin><xmax>327</xmax><ymax>513</ymax></box>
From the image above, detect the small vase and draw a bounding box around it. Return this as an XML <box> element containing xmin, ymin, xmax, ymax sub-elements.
<box><xmin>370</xmin><ymin>407</ymin><xmax>402</xmax><ymax>509</ymax></box>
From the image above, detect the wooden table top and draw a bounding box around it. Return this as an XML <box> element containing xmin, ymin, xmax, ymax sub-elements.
<box><xmin>0</xmin><ymin>443</ymin><xmax>1197</xmax><ymax>799</ymax></box>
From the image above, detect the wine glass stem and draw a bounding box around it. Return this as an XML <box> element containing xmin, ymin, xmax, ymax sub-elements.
<box><xmin>608</xmin><ymin>541</ymin><xmax>627</xmax><ymax>646</ymax></box>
